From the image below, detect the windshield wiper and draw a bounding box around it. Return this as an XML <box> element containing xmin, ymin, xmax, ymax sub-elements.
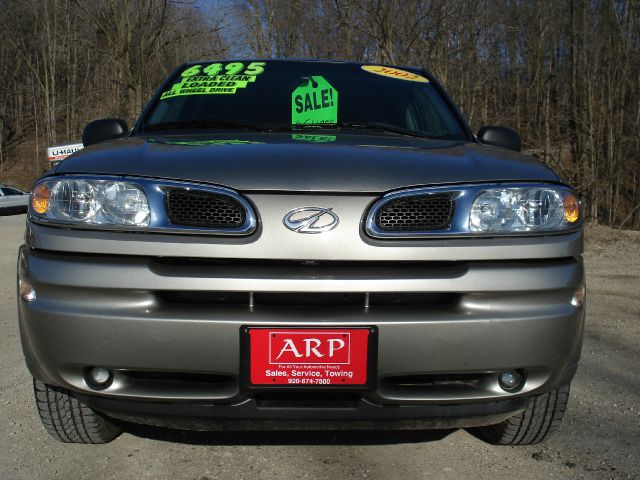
<box><xmin>262</xmin><ymin>122</ymin><xmax>427</xmax><ymax>138</ymax></box>
<box><xmin>339</xmin><ymin>122</ymin><xmax>428</xmax><ymax>138</ymax></box>
<box><xmin>142</xmin><ymin>120</ymin><xmax>429</xmax><ymax>138</ymax></box>
<box><xmin>142</xmin><ymin>120</ymin><xmax>263</xmax><ymax>132</ymax></box>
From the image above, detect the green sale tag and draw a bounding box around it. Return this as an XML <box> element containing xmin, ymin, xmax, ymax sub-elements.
<box><xmin>291</xmin><ymin>76</ymin><xmax>338</xmax><ymax>126</ymax></box>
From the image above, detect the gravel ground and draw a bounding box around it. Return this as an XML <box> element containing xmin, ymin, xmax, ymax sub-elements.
<box><xmin>1</xmin><ymin>214</ymin><xmax>638</xmax><ymax>479</ymax></box>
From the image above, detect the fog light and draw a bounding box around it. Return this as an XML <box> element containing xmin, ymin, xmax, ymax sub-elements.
<box><xmin>19</xmin><ymin>279</ymin><xmax>36</xmax><ymax>302</ymax></box>
<box><xmin>499</xmin><ymin>370</ymin><xmax>524</xmax><ymax>391</ymax></box>
<box><xmin>89</xmin><ymin>367</ymin><xmax>112</xmax><ymax>386</ymax></box>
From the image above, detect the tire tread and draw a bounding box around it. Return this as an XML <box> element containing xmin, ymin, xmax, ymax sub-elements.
<box><xmin>33</xmin><ymin>379</ymin><xmax>121</xmax><ymax>444</ymax></box>
<box><xmin>473</xmin><ymin>384</ymin><xmax>570</xmax><ymax>445</ymax></box>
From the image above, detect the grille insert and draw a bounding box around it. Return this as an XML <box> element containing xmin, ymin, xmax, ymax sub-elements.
<box><xmin>164</xmin><ymin>187</ymin><xmax>246</xmax><ymax>229</ymax></box>
<box><xmin>157</xmin><ymin>290</ymin><xmax>461</xmax><ymax>308</ymax></box>
<box><xmin>375</xmin><ymin>193</ymin><xmax>454</xmax><ymax>231</ymax></box>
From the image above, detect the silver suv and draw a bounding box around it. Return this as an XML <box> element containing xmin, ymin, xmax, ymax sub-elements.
<box><xmin>18</xmin><ymin>60</ymin><xmax>584</xmax><ymax>445</ymax></box>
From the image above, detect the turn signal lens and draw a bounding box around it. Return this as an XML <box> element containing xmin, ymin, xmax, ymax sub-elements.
<box><xmin>31</xmin><ymin>184</ymin><xmax>50</xmax><ymax>214</ymax></box>
<box><xmin>571</xmin><ymin>286</ymin><xmax>586</xmax><ymax>307</ymax></box>
<box><xmin>564</xmin><ymin>194</ymin><xmax>580</xmax><ymax>223</ymax></box>
<box><xmin>19</xmin><ymin>279</ymin><xmax>36</xmax><ymax>302</ymax></box>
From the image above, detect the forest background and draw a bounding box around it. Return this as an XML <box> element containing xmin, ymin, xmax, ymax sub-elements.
<box><xmin>0</xmin><ymin>0</ymin><xmax>638</xmax><ymax>228</ymax></box>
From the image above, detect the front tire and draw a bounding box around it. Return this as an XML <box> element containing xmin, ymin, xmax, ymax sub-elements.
<box><xmin>472</xmin><ymin>384</ymin><xmax>571</xmax><ymax>445</ymax></box>
<box><xmin>33</xmin><ymin>379</ymin><xmax>122</xmax><ymax>444</ymax></box>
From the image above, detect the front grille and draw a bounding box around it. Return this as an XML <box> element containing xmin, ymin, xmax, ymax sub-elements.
<box><xmin>375</xmin><ymin>193</ymin><xmax>454</xmax><ymax>231</ymax></box>
<box><xmin>157</xmin><ymin>291</ymin><xmax>460</xmax><ymax>308</ymax></box>
<box><xmin>164</xmin><ymin>187</ymin><xmax>246</xmax><ymax>228</ymax></box>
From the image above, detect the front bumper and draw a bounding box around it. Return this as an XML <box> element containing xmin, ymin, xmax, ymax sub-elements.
<box><xmin>18</xmin><ymin>236</ymin><xmax>585</xmax><ymax>427</ymax></box>
<box><xmin>77</xmin><ymin>393</ymin><xmax>530</xmax><ymax>430</ymax></box>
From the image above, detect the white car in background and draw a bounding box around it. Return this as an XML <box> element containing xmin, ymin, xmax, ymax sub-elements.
<box><xmin>0</xmin><ymin>185</ymin><xmax>30</xmax><ymax>215</ymax></box>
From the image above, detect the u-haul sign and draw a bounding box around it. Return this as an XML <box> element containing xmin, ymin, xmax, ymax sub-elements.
<box><xmin>47</xmin><ymin>143</ymin><xmax>84</xmax><ymax>162</ymax></box>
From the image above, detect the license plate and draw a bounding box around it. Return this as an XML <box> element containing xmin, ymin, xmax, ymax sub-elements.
<box><xmin>247</xmin><ymin>328</ymin><xmax>372</xmax><ymax>386</ymax></box>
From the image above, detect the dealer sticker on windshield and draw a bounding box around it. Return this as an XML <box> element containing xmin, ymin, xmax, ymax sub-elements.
<box><xmin>248</xmin><ymin>328</ymin><xmax>371</xmax><ymax>385</ymax></box>
<box><xmin>361</xmin><ymin>65</ymin><xmax>429</xmax><ymax>83</ymax></box>
<box><xmin>160</xmin><ymin>61</ymin><xmax>266</xmax><ymax>99</ymax></box>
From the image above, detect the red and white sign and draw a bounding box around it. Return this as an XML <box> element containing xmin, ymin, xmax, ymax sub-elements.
<box><xmin>249</xmin><ymin>328</ymin><xmax>370</xmax><ymax>385</ymax></box>
<box><xmin>47</xmin><ymin>143</ymin><xmax>84</xmax><ymax>162</ymax></box>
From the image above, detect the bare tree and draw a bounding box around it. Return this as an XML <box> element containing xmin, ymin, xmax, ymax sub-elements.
<box><xmin>0</xmin><ymin>0</ymin><xmax>638</xmax><ymax>228</ymax></box>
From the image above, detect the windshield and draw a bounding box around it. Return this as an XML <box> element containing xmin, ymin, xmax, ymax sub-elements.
<box><xmin>139</xmin><ymin>60</ymin><xmax>468</xmax><ymax>141</ymax></box>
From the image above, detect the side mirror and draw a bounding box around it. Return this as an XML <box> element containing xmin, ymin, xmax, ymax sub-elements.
<box><xmin>82</xmin><ymin>119</ymin><xmax>128</xmax><ymax>147</ymax></box>
<box><xmin>477</xmin><ymin>125</ymin><xmax>521</xmax><ymax>152</ymax></box>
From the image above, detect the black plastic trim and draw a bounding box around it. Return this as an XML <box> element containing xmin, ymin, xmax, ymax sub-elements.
<box><xmin>79</xmin><ymin>393</ymin><xmax>527</xmax><ymax>422</ymax></box>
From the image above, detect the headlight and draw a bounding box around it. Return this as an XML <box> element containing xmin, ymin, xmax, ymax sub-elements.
<box><xmin>470</xmin><ymin>187</ymin><xmax>580</xmax><ymax>233</ymax></box>
<box><xmin>31</xmin><ymin>178</ymin><xmax>150</xmax><ymax>227</ymax></box>
<box><xmin>366</xmin><ymin>183</ymin><xmax>582</xmax><ymax>238</ymax></box>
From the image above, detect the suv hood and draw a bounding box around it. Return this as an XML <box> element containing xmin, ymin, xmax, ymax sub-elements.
<box><xmin>55</xmin><ymin>133</ymin><xmax>558</xmax><ymax>192</ymax></box>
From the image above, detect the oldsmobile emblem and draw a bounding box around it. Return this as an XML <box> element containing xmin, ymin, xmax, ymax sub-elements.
<box><xmin>283</xmin><ymin>207</ymin><xmax>339</xmax><ymax>234</ymax></box>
